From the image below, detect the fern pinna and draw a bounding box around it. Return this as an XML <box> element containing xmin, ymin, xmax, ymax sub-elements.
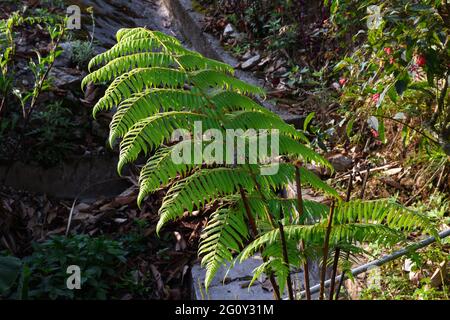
<box><xmin>84</xmin><ymin>28</ymin><xmax>437</xmax><ymax>299</ymax></box>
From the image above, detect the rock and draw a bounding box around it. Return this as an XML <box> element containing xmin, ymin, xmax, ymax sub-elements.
<box><xmin>258</xmin><ymin>56</ymin><xmax>271</xmax><ymax>68</ymax></box>
<box><xmin>241</xmin><ymin>51</ymin><xmax>253</xmax><ymax>61</ymax></box>
<box><xmin>54</xmin><ymin>42</ymin><xmax>75</xmax><ymax>68</ymax></box>
<box><xmin>223</xmin><ymin>23</ymin><xmax>235</xmax><ymax>37</ymax></box>
<box><xmin>273</xmin><ymin>67</ymin><xmax>287</xmax><ymax>76</ymax></box>
<box><xmin>49</xmin><ymin>67</ymin><xmax>83</xmax><ymax>91</ymax></box>
<box><xmin>241</xmin><ymin>54</ymin><xmax>261</xmax><ymax>70</ymax></box>
<box><xmin>327</xmin><ymin>154</ymin><xmax>353</xmax><ymax>172</ymax></box>
<box><xmin>430</xmin><ymin>261</ymin><xmax>447</xmax><ymax>288</ymax></box>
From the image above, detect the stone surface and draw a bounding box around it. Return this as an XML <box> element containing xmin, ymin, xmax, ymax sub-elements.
<box><xmin>0</xmin><ymin>156</ymin><xmax>130</xmax><ymax>200</ymax></box>
<box><xmin>241</xmin><ymin>54</ymin><xmax>261</xmax><ymax>70</ymax></box>
<box><xmin>241</xmin><ymin>51</ymin><xmax>253</xmax><ymax>61</ymax></box>
<box><xmin>54</xmin><ymin>42</ymin><xmax>75</xmax><ymax>68</ymax></box>
<box><xmin>223</xmin><ymin>23</ymin><xmax>235</xmax><ymax>37</ymax></box>
<box><xmin>430</xmin><ymin>261</ymin><xmax>447</xmax><ymax>288</ymax></box>
<box><xmin>49</xmin><ymin>67</ymin><xmax>83</xmax><ymax>90</ymax></box>
<box><xmin>191</xmin><ymin>256</ymin><xmax>313</xmax><ymax>300</ymax></box>
<box><xmin>327</xmin><ymin>154</ymin><xmax>353</xmax><ymax>172</ymax></box>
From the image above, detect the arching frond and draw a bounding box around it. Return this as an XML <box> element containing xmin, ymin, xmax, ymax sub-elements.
<box><xmin>84</xmin><ymin>52</ymin><xmax>177</xmax><ymax>85</ymax></box>
<box><xmin>334</xmin><ymin>199</ymin><xmax>437</xmax><ymax>236</ymax></box>
<box><xmin>190</xmin><ymin>69</ymin><xmax>265</xmax><ymax>97</ymax></box>
<box><xmin>88</xmin><ymin>37</ymin><xmax>197</xmax><ymax>71</ymax></box>
<box><xmin>109</xmin><ymin>88</ymin><xmax>208</xmax><ymax>144</ymax></box>
<box><xmin>239</xmin><ymin>223</ymin><xmax>403</xmax><ymax>262</ymax></box>
<box><xmin>199</xmin><ymin>207</ymin><xmax>249</xmax><ymax>289</ymax></box>
<box><xmin>137</xmin><ymin>142</ymin><xmax>201</xmax><ymax>206</ymax></box>
<box><xmin>157</xmin><ymin>167</ymin><xmax>256</xmax><ymax>233</ymax></box>
<box><xmin>118</xmin><ymin>111</ymin><xmax>208</xmax><ymax>173</ymax></box>
<box><xmin>224</xmin><ymin>110</ymin><xmax>307</xmax><ymax>142</ymax></box>
<box><xmin>89</xmin><ymin>67</ymin><xmax>187</xmax><ymax>116</ymax></box>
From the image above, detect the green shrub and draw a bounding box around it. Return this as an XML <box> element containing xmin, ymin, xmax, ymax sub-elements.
<box><xmin>3</xmin><ymin>235</ymin><xmax>127</xmax><ymax>300</ymax></box>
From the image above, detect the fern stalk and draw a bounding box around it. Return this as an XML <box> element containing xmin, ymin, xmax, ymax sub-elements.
<box><xmin>319</xmin><ymin>201</ymin><xmax>336</xmax><ymax>300</ymax></box>
<box><xmin>329</xmin><ymin>172</ymin><xmax>353</xmax><ymax>300</ymax></box>
<box><xmin>278</xmin><ymin>207</ymin><xmax>294</xmax><ymax>300</ymax></box>
<box><xmin>295</xmin><ymin>165</ymin><xmax>311</xmax><ymax>300</ymax></box>
<box><xmin>334</xmin><ymin>167</ymin><xmax>369</xmax><ymax>299</ymax></box>
<box><xmin>239</xmin><ymin>186</ymin><xmax>281</xmax><ymax>300</ymax></box>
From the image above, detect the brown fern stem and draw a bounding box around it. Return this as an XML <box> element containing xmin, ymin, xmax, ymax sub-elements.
<box><xmin>319</xmin><ymin>201</ymin><xmax>335</xmax><ymax>300</ymax></box>
<box><xmin>329</xmin><ymin>172</ymin><xmax>353</xmax><ymax>300</ymax></box>
<box><xmin>239</xmin><ymin>186</ymin><xmax>281</xmax><ymax>300</ymax></box>
<box><xmin>335</xmin><ymin>166</ymin><xmax>370</xmax><ymax>299</ymax></box>
<box><xmin>295</xmin><ymin>165</ymin><xmax>311</xmax><ymax>300</ymax></box>
<box><xmin>279</xmin><ymin>207</ymin><xmax>294</xmax><ymax>300</ymax></box>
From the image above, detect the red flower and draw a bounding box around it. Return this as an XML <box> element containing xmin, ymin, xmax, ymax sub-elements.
<box><xmin>389</xmin><ymin>57</ymin><xmax>395</xmax><ymax>64</ymax></box>
<box><xmin>416</xmin><ymin>54</ymin><xmax>426</xmax><ymax>67</ymax></box>
<box><xmin>372</xmin><ymin>93</ymin><xmax>380</xmax><ymax>103</ymax></box>
<box><xmin>339</xmin><ymin>78</ymin><xmax>347</xmax><ymax>86</ymax></box>
<box><xmin>384</xmin><ymin>47</ymin><xmax>392</xmax><ymax>55</ymax></box>
<box><xmin>370</xmin><ymin>128</ymin><xmax>379</xmax><ymax>138</ymax></box>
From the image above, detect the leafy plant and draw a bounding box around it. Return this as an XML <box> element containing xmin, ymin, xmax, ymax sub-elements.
<box><xmin>70</xmin><ymin>40</ymin><xmax>96</xmax><ymax>70</ymax></box>
<box><xmin>84</xmin><ymin>27</ymin><xmax>437</xmax><ymax>299</ymax></box>
<box><xmin>25</xmin><ymin>101</ymin><xmax>75</xmax><ymax>166</ymax></box>
<box><xmin>1</xmin><ymin>235</ymin><xmax>128</xmax><ymax>300</ymax></box>
<box><xmin>332</xmin><ymin>0</ymin><xmax>450</xmax><ymax>154</ymax></box>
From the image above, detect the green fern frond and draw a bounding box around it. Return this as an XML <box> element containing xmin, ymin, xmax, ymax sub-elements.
<box><xmin>84</xmin><ymin>52</ymin><xmax>177</xmax><ymax>85</ymax></box>
<box><xmin>210</xmin><ymin>91</ymin><xmax>271</xmax><ymax>114</ymax></box>
<box><xmin>278</xmin><ymin>135</ymin><xmax>331</xmax><ymax>169</ymax></box>
<box><xmin>239</xmin><ymin>223</ymin><xmax>403</xmax><ymax>261</ymax></box>
<box><xmin>89</xmin><ymin>67</ymin><xmax>187</xmax><ymax>116</ymax></box>
<box><xmin>118</xmin><ymin>111</ymin><xmax>208</xmax><ymax>173</ymax></box>
<box><xmin>265</xmin><ymin>197</ymin><xmax>329</xmax><ymax>223</ymax></box>
<box><xmin>137</xmin><ymin>142</ymin><xmax>201</xmax><ymax>206</ymax></box>
<box><xmin>190</xmin><ymin>69</ymin><xmax>265</xmax><ymax>97</ymax></box>
<box><xmin>256</xmin><ymin>164</ymin><xmax>339</xmax><ymax>198</ymax></box>
<box><xmin>157</xmin><ymin>167</ymin><xmax>256</xmax><ymax>233</ymax></box>
<box><xmin>334</xmin><ymin>199</ymin><xmax>437</xmax><ymax>237</ymax></box>
<box><xmin>116</xmin><ymin>28</ymin><xmax>181</xmax><ymax>45</ymax></box>
<box><xmin>199</xmin><ymin>207</ymin><xmax>249</xmax><ymax>289</ymax></box>
<box><xmin>109</xmin><ymin>89</ymin><xmax>208</xmax><ymax>144</ymax></box>
<box><xmin>177</xmin><ymin>54</ymin><xmax>234</xmax><ymax>74</ymax></box>
<box><xmin>86</xmin><ymin>53</ymin><xmax>234</xmax><ymax>86</ymax></box>
<box><xmin>224</xmin><ymin>111</ymin><xmax>307</xmax><ymax>142</ymax></box>
<box><xmin>88</xmin><ymin>37</ymin><xmax>198</xmax><ymax>71</ymax></box>
<box><xmin>250</xmin><ymin>257</ymin><xmax>290</xmax><ymax>296</ymax></box>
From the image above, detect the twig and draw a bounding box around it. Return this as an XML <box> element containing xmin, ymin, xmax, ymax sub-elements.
<box><xmin>279</xmin><ymin>207</ymin><xmax>294</xmax><ymax>300</ymax></box>
<box><xmin>373</xmin><ymin>114</ymin><xmax>440</xmax><ymax>146</ymax></box>
<box><xmin>329</xmin><ymin>172</ymin><xmax>353</xmax><ymax>300</ymax></box>
<box><xmin>404</xmin><ymin>159</ymin><xmax>446</xmax><ymax>206</ymax></box>
<box><xmin>319</xmin><ymin>201</ymin><xmax>335</xmax><ymax>300</ymax></box>
<box><xmin>295</xmin><ymin>165</ymin><xmax>311</xmax><ymax>300</ymax></box>
<box><xmin>239</xmin><ymin>186</ymin><xmax>281</xmax><ymax>300</ymax></box>
<box><xmin>332</xmin><ymin>163</ymin><xmax>397</xmax><ymax>183</ymax></box>
<box><xmin>65</xmin><ymin>177</ymin><xmax>129</xmax><ymax>236</ymax></box>
<box><xmin>335</xmin><ymin>166</ymin><xmax>370</xmax><ymax>299</ymax></box>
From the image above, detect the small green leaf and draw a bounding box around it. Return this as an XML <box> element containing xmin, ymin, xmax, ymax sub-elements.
<box><xmin>303</xmin><ymin>112</ymin><xmax>315</xmax><ymax>132</ymax></box>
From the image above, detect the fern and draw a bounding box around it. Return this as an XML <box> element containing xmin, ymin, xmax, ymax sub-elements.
<box><xmin>85</xmin><ymin>27</ymin><xmax>437</xmax><ymax>297</ymax></box>
<box><xmin>199</xmin><ymin>207</ymin><xmax>249</xmax><ymax>289</ymax></box>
